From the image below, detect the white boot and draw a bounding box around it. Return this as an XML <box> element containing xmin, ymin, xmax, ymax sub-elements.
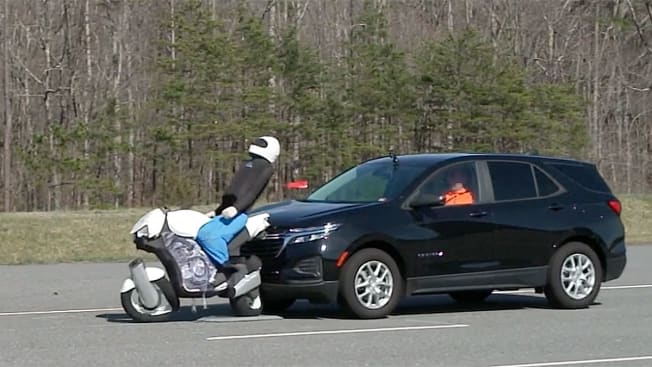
<box><xmin>245</xmin><ymin>213</ymin><xmax>271</xmax><ymax>238</ymax></box>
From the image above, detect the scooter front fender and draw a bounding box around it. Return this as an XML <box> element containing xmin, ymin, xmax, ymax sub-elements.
<box><xmin>120</xmin><ymin>266</ymin><xmax>166</xmax><ymax>293</ymax></box>
<box><xmin>233</xmin><ymin>269</ymin><xmax>262</xmax><ymax>298</ymax></box>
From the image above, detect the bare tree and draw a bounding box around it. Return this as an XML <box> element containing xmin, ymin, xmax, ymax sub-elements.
<box><xmin>2</xmin><ymin>0</ymin><xmax>12</xmax><ymax>211</ymax></box>
<box><xmin>82</xmin><ymin>0</ymin><xmax>93</xmax><ymax>208</ymax></box>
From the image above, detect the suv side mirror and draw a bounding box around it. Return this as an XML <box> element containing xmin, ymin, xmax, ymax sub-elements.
<box><xmin>410</xmin><ymin>193</ymin><xmax>445</xmax><ymax>208</ymax></box>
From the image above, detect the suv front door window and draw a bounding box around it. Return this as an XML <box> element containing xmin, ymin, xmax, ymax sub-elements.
<box><xmin>416</xmin><ymin>162</ymin><xmax>480</xmax><ymax>206</ymax></box>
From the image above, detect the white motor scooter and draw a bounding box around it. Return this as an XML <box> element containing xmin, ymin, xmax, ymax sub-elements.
<box><xmin>120</xmin><ymin>208</ymin><xmax>270</xmax><ymax>322</ymax></box>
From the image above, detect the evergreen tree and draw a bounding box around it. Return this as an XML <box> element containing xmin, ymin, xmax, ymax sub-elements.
<box><xmin>340</xmin><ymin>1</ymin><xmax>415</xmax><ymax>164</ymax></box>
<box><xmin>416</xmin><ymin>30</ymin><xmax>586</xmax><ymax>155</ymax></box>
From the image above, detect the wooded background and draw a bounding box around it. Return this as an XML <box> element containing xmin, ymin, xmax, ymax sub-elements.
<box><xmin>1</xmin><ymin>0</ymin><xmax>651</xmax><ymax>212</ymax></box>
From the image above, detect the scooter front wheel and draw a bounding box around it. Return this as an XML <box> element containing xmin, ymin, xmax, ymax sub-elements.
<box><xmin>230</xmin><ymin>288</ymin><xmax>263</xmax><ymax>316</ymax></box>
<box><xmin>121</xmin><ymin>278</ymin><xmax>177</xmax><ymax>322</ymax></box>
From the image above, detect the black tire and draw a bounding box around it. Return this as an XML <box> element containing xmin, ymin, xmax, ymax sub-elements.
<box><xmin>260</xmin><ymin>294</ymin><xmax>295</xmax><ymax>314</ymax></box>
<box><xmin>121</xmin><ymin>278</ymin><xmax>178</xmax><ymax>323</ymax></box>
<box><xmin>339</xmin><ymin>248</ymin><xmax>403</xmax><ymax>319</ymax></box>
<box><xmin>544</xmin><ymin>242</ymin><xmax>603</xmax><ymax>309</ymax></box>
<box><xmin>230</xmin><ymin>288</ymin><xmax>263</xmax><ymax>316</ymax></box>
<box><xmin>448</xmin><ymin>289</ymin><xmax>493</xmax><ymax>303</ymax></box>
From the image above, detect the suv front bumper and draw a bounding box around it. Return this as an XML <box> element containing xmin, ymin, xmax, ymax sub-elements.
<box><xmin>259</xmin><ymin>254</ymin><xmax>340</xmax><ymax>304</ymax></box>
<box><xmin>261</xmin><ymin>280</ymin><xmax>339</xmax><ymax>304</ymax></box>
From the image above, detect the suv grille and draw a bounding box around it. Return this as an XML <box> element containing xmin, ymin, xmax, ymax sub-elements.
<box><xmin>241</xmin><ymin>238</ymin><xmax>283</xmax><ymax>260</ymax></box>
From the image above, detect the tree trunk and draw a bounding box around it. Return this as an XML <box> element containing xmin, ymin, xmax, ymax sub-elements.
<box><xmin>464</xmin><ymin>0</ymin><xmax>472</xmax><ymax>25</ymax></box>
<box><xmin>126</xmin><ymin>43</ymin><xmax>135</xmax><ymax>207</ymax></box>
<box><xmin>170</xmin><ymin>0</ymin><xmax>176</xmax><ymax>67</ymax></box>
<box><xmin>591</xmin><ymin>4</ymin><xmax>602</xmax><ymax>166</ymax></box>
<box><xmin>2</xmin><ymin>0</ymin><xmax>12</xmax><ymax>212</ymax></box>
<box><xmin>42</xmin><ymin>2</ymin><xmax>59</xmax><ymax>211</ymax></box>
<box><xmin>624</xmin><ymin>85</ymin><xmax>633</xmax><ymax>194</ymax></box>
<box><xmin>20</xmin><ymin>22</ymin><xmax>34</xmax><ymax>210</ymax></box>
<box><xmin>82</xmin><ymin>0</ymin><xmax>93</xmax><ymax>208</ymax></box>
<box><xmin>447</xmin><ymin>0</ymin><xmax>454</xmax><ymax>34</ymax></box>
<box><xmin>111</xmin><ymin>4</ymin><xmax>125</xmax><ymax>208</ymax></box>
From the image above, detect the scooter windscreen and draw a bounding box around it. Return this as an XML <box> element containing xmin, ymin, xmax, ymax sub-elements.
<box><xmin>131</xmin><ymin>208</ymin><xmax>166</xmax><ymax>238</ymax></box>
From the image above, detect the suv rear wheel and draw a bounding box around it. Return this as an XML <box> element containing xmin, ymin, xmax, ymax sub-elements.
<box><xmin>339</xmin><ymin>248</ymin><xmax>403</xmax><ymax>319</ymax></box>
<box><xmin>544</xmin><ymin>242</ymin><xmax>602</xmax><ymax>309</ymax></box>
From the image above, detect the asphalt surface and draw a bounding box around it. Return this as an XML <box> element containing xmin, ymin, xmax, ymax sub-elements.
<box><xmin>1</xmin><ymin>246</ymin><xmax>651</xmax><ymax>367</ymax></box>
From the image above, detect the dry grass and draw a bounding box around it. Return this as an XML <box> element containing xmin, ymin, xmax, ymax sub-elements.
<box><xmin>0</xmin><ymin>206</ymin><xmax>212</xmax><ymax>265</ymax></box>
<box><xmin>619</xmin><ymin>194</ymin><xmax>652</xmax><ymax>244</ymax></box>
<box><xmin>0</xmin><ymin>197</ymin><xmax>649</xmax><ymax>264</ymax></box>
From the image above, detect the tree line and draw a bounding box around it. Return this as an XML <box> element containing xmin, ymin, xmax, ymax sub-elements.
<box><xmin>1</xmin><ymin>0</ymin><xmax>650</xmax><ymax>212</ymax></box>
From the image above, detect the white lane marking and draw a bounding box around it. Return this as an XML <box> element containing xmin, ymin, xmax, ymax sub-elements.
<box><xmin>0</xmin><ymin>308</ymin><xmax>122</xmax><ymax>316</ymax></box>
<box><xmin>490</xmin><ymin>355</ymin><xmax>652</xmax><ymax>367</ymax></box>
<box><xmin>603</xmin><ymin>284</ymin><xmax>652</xmax><ymax>290</ymax></box>
<box><xmin>495</xmin><ymin>284</ymin><xmax>652</xmax><ymax>294</ymax></box>
<box><xmin>206</xmin><ymin>324</ymin><xmax>469</xmax><ymax>341</ymax></box>
<box><xmin>2</xmin><ymin>284</ymin><xmax>650</xmax><ymax>317</ymax></box>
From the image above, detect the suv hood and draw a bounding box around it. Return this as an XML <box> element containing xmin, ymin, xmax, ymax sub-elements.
<box><xmin>251</xmin><ymin>200</ymin><xmax>378</xmax><ymax>228</ymax></box>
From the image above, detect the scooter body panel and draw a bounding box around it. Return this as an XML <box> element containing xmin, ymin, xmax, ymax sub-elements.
<box><xmin>131</xmin><ymin>209</ymin><xmax>262</xmax><ymax>299</ymax></box>
<box><xmin>120</xmin><ymin>266</ymin><xmax>166</xmax><ymax>293</ymax></box>
<box><xmin>151</xmin><ymin>232</ymin><xmax>220</xmax><ymax>297</ymax></box>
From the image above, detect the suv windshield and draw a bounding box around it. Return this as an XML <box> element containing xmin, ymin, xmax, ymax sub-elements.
<box><xmin>306</xmin><ymin>160</ymin><xmax>428</xmax><ymax>203</ymax></box>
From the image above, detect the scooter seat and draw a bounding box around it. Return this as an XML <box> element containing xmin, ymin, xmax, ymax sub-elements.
<box><xmin>166</xmin><ymin>210</ymin><xmax>211</xmax><ymax>238</ymax></box>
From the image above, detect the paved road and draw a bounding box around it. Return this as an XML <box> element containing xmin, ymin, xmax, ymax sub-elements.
<box><xmin>1</xmin><ymin>246</ymin><xmax>651</xmax><ymax>367</ymax></box>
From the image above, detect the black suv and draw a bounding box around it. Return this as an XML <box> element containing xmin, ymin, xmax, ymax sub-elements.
<box><xmin>244</xmin><ymin>153</ymin><xmax>627</xmax><ymax>318</ymax></box>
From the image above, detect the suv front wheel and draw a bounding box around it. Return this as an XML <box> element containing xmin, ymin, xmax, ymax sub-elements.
<box><xmin>544</xmin><ymin>242</ymin><xmax>603</xmax><ymax>309</ymax></box>
<box><xmin>339</xmin><ymin>248</ymin><xmax>403</xmax><ymax>319</ymax></box>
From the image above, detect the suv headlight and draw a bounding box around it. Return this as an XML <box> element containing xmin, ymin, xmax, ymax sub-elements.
<box><xmin>287</xmin><ymin>223</ymin><xmax>342</xmax><ymax>244</ymax></box>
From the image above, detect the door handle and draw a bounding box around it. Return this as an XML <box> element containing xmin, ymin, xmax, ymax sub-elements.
<box><xmin>548</xmin><ymin>203</ymin><xmax>564</xmax><ymax>211</ymax></box>
<box><xmin>469</xmin><ymin>211</ymin><xmax>488</xmax><ymax>218</ymax></box>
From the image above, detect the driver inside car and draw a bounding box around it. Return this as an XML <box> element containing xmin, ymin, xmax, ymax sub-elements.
<box><xmin>442</xmin><ymin>166</ymin><xmax>474</xmax><ymax>205</ymax></box>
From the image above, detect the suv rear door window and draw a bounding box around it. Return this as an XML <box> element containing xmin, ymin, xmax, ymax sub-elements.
<box><xmin>488</xmin><ymin>161</ymin><xmax>537</xmax><ymax>201</ymax></box>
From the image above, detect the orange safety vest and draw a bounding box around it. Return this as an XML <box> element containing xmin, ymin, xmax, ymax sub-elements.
<box><xmin>444</xmin><ymin>187</ymin><xmax>474</xmax><ymax>206</ymax></box>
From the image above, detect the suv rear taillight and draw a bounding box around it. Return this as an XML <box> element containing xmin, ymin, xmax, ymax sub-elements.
<box><xmin>608</xmin><ymin>199</ymin><xmax>622</xmax><ymax>215</ymax></box>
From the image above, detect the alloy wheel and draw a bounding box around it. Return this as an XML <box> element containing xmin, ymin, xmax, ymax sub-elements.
<box><xmin>560</xmin><ymin>253</ymin><xmax>596</xmax><ymax>300</ymax></box>
<box><xmin>354</xmin><ymin>260</ymin><xmax>394</xmax><ymax>309</ymax></box>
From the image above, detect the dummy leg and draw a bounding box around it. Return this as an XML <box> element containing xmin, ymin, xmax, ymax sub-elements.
<box><xmin>228</xmin><ymin>214</ymin><xmax>270</xmax><ymax>269</ymax></box>
<box><xmin>197</xmin><ymin>214</ymin><xmax>249</xmax><ymax>265</ymax></box>
<box><xmin>228</xmin><ymin>230</ymin><xmax>250</xmax><ymax>258</ymax></box>
<box><xmin>196</xmin><ymin>219</ymin><xmax>230</xmax><ymax>266</ymax></box>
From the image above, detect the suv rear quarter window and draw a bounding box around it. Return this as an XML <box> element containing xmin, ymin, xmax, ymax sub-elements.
<box><xmin>546</xmin><ymin>162</ymin><xmax>612</xmax><ymax>193</ymax></box>
<box><xmin>534</xmin><ymin>167</ymin><xmax>561</xmax><ymax>196</ymax></box>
